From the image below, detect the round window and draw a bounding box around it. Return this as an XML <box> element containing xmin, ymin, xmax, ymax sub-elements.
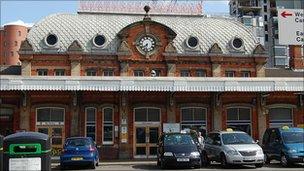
<box><xmin>232</xmin><ymin>38</ymin><xmax>243</xmax><ymax>49</ymax></box>
<box><xmin>187</xmin><ymin>36</ymin><xmax>199</xmax><ymax>48</ymax></box>
<box><xmin>45</xmin><ymin>34</ymin><xmax>58</xmax><ymax>46</ymax></box>
<box><xmin>93</xmin><ymin>35</ymin><xmax>106</xmax><ymax>47</ymax></box>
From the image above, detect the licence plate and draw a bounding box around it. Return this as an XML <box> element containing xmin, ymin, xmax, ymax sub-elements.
<box><xmin>71</xmin><ymin>157</ymin><xmax>83</xmax><ymax>161</ymax></box>
<box><xmin>177</xmin><ymin>158</ymin><xmax>189</xmax><ymax>162</ymax></box>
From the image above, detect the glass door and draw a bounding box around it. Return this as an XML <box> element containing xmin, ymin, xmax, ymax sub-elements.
<box><xmin>134</xmin><ymin>126</ymin><xmax>160</xmax><ymax>158</ymax></box>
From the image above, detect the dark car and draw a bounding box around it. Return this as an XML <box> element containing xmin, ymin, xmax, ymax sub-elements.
<box><xmin>157</xmin><ymin>132</ymin><xmax>202</xmax><ymax>169</ymax></box>
<box><xmin>262</xmin><ymin>126</ymin><xmax>304</xmax><ymax>167</ymax></box>
<box><xmin>60</xmin><ymin>137</ymin><xmax>99</xmax><ymax>169</ymax></box>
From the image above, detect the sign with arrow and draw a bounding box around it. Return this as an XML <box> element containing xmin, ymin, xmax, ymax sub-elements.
<box><xmin>278</xmin><ymin>9</ymin><xmax>304</xmax><ymax>45</ymax></box>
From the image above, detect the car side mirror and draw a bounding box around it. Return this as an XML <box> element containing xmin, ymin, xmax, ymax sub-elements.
<box><xmin>255</xmin><ymin>140</ymin><xmax>259</xmax><ymax>144</ymax></box>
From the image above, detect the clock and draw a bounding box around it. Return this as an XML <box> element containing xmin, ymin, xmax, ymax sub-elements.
<box><xmin>138</xmin><ymin>36</ymin><xmax>156</xmax><ymax>53</ymax></box>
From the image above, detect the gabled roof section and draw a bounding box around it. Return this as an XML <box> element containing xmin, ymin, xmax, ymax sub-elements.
<box><xmin>19</xmin><ymin>39</ymin><xmax>33</xmax><ymax>54</ymax></box>
<box><xmin>67</xmin><ymin>40</ymin><xmax>83</xmax><ymax>53</ymax></box>
<box><xmin>209</xmin><ymin>43</ymin><xmax>223</xmax><ymax>54</ymax></box>
<box><xmin>253</xmin><ymin>44</ymin><xmax>266</xmax><ymax>55</ymax></box>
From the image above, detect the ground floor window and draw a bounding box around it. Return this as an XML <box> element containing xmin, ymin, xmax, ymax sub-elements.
<box><xmin>180</xmin><ymin>107</ymin><xmax>207</xmax><ymax>137</ymax></box>
<box><xmin>269</xmin><ymin>107</ymin><xmax>293</xmax><ymax>128</ymax></box>
<box><xmin>36</xmin><ymin>107</ymin><xmax>65</xmax><ymax>147</ymax></box>
<box><xmin>103</xmin><ymin>107</ymin><xmax>114</xmax><ymax>145</ymax></box>
<box><xmin>226</xmin><ymin>107</ymin><xmax>251</xmax><ymax>135</ymax></box>
<box><xmin>134</xmin><ymin>107</ymin><xmax>160</xmax><ymax>122</ymax></box>
<box><xmin>85</xmin><ymin>107</ymin><xmax>96</xmax><ymax>141</ymax></box>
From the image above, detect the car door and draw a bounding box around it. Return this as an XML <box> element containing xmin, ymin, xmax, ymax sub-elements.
<box><xmin>212</xmin><ymin>133</ymin><xmax>223</xmax><ymax>162</ymax></box>
<box><xmin>268</xmin><ymin>129</ymin><xmax>282</xmax><ymax>160</ymax></box>
<box><xmin>204</xmin><ymin>133</ymin><xmax>215</xmax><ymax>159</ymax></box>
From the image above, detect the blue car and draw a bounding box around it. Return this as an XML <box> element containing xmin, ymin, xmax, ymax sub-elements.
<box><xmin>60</xmin><ymin>137</ymin><xmax>99</xmax><ymax>169</ymax></box>
<box><xmin>262</xmin><ymin>126</ymin><xmax>304</xmax><ymax>167</ymax></box>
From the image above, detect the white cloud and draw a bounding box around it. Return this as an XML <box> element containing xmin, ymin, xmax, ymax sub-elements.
<box><xmin>3</xmin><ymin>20</ymin><xmax>34</xmax><ymax>27</ymax></box>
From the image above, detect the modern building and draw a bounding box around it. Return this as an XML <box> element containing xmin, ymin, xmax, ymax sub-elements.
<box><xmin>229</xmin><ymin>0</ymin><xmax>304</xmax><ymax>68</ymax></box>
<box><xmin>0</xmin><ymin>8</ymin><xmax>303</xmax><ymax>159</ymax></box>
<box><xmin>0</xmin><ymin>21</ymin><xmax>30</xmax><ymax>65</ymax></box>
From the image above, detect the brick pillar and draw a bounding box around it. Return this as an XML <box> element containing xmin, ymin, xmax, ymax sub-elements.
<box><xmin>70</xmin><ymin>91</ymin><xmax>79</xmax><ymax>136</ymax></box>
<box><xmin>256</xmin><ymin>64</ymin><xmax>265</xmax><ymax>77</ymax></box>
<box><xmin>212</xmin><ymin>63</ymin><xmax>221</xmax><ymax>77</ymax></box>
<box><xmin>167</xmin><ymin>63</ymin><xmax>176</xmax><ymax>77</ymax></box>
<box><xmin>212</xmin><ymin>93</ymin><xmax>222</xmax><ymax>131</ymax></box>
<box><xmin>289</xmin><ymin>45</ymin><xmax>304</xmax><ymax>70</ymax></box>
<box><xmin>19</xmin><ymin>92</ymin><xmax>30</xmax><ymax>131</ymax></box>
<box><xmin>257</xmin><ymin>94</ymin><xmax>267</xmax><ymax>141</ymax></box>
<box><xmin>21</xmin><ymin>60</ymin><xmax>31</xmax><ymax>76</ymax></box>
<box><xmin>69</xmin><ymin>54</ymin><xmax>82</xmax><ymax>76</ymax></box>
<box><xmin>166</xmin><ymin>93</ymin><xmax>175</xmax><ymax>123</ymax></box>
<box><xmin>120</xmin><ymin>62</ymin><xmax>129</xmax><ymax>76</ymax></box>
<box><xmin>119</xmin><ymin>92</ymin><xmax>131</xmax><ymax>159</ymax></box>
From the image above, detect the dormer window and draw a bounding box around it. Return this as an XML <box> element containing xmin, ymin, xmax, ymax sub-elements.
<box><xmin>45</xmin><ymin>34</ymin><xmax>58</xmax><ymax>47</ymax></box>
<box><xmin>231</xmin><ymin>37</ymin><xmax>244</xmax><ymax>50</ymax></box>
<box><xmin>186</xmin><ymin>36</ymin><xmax>199</xmax><ymax>49</ymax></box>
<box><xmin>93</xmin><ymin>34</ymin><xmax>106</xmax><ymax>47</ymax></box>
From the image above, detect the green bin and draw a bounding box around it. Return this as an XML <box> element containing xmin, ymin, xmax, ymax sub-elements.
<box><xmin>0</xmin><ymin>135</ymin><xmax>3</xmax><ymax>171</ymax></box>
<box><xmin>3</xmin><ymin>132</ymin><xmax>51</xmax><ymax>171</ymax></box>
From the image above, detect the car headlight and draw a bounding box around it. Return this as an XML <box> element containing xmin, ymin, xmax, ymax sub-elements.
<box><xmin>190</xmin><ymin>152</ymin><xmax>200</xmax><ymax>158</ymax></box>
<box><xmin>164</xmin><ymin>152</ymin><xmax>174</xmax><ymax>157</ymax></box>
<box><xmin>257</xmin><ymin>149</ymin><xmax>264</xmax><ymax>155</ymax></box>
<box><xmin>288</xmin><ymin>149</ymin><xmax>297</xmax><ymax>153</ymax></box>
<box><xmin>227</xmin><ymin>150</ymin><xmax>239</xmax><ymax>156</ymax></box>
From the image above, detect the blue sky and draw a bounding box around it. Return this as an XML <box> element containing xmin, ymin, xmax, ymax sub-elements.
<box><xmin>1</xmin><ymin>0</ymin><xmax>229</xmax><ymax>26</ymax></box>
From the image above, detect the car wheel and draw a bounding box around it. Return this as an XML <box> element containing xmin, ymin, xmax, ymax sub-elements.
<box><xmin>255</xmin><ymin>163</ymin><xmax>263</xmax><ymax>168</ymax></box>
<box><xmin>220</xmin><ymin>153</ymin><xmax>229</xmax><ymax>168</ymax></box>
<box><xmin>280</xmin><ymin>154</ymin><xmax>291</xmax><ymax>167</ymax></box>
<box><xmin>202</xmin><ymin>152</ymin><xmax>210</xmax><ymax>167</ymax></box>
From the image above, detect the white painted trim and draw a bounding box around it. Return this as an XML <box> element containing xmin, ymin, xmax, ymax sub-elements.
<box><xmin>1</xmin><ymin>76</ymin><xmax>303</xmax><ymax>92</ymax></box>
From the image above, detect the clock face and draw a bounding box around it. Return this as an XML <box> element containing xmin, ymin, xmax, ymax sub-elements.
<box><xmin>138</xmin><ymin>36</ymin><xmax>156</xmax><ymax>53</ymax></box>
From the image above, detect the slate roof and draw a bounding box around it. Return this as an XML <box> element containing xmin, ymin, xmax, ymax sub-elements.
<box><xmin>27</xmin><ymin>13</ymin><xmax>259</xmax><ymax>55</ymax></box>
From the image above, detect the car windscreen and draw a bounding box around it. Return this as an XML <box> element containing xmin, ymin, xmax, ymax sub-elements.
<box><xmin>164</xmin><ymin>134</ymin><xmax>195</xmax><ymax>146</ymax></box>
<box><xmin>66</xmin><ymin>138</ymin><xmax>91</xmax><ymax>147</ymax></box>
<box><xmin>282</xmin><ymin>132</ymin><xmax>304</xmax><ymax>144</ymax></box>
<box><xmin>222</xmin><ymin>133</ymin><xmax>255</xmax><ymax>145</ymax></box>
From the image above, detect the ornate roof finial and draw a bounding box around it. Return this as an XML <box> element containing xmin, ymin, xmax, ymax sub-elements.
<box><xmin>143</xmin><ymin>5</ymin><xmax>151</xmax><ymax>21</ymax></box>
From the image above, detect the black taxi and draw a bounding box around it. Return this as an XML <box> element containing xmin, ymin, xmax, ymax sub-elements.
<box><xmin>157</xmin><ymin>132</ymin><xmax>201</xmax><ymax>169</ymax></box>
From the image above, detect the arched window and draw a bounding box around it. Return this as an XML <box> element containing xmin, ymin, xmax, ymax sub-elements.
<box><xmin>85</xmin><ymin>107</ymin><xmax>96</xmax><ymax>141</ymax></box>
<box><xmin>269</xmin><ymin>107</ymin><xmax>293</xmax><ymax>128</ymax></box>
<box><xmin>103</xmin><ymin>107</ymin><xmax>114</xmax><ymax>144</ymax></box>
<box><xmin>226</xmin><ymin>107</ymin><xmax>251</xmax><ymax>135</ymax></box>
<box><xmin>180</xmin><ymin>107</ymin><xmax>207</xmax><ymax>137</ymax></box>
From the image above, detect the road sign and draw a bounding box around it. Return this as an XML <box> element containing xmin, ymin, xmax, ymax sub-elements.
<box><xmin>278</xmin><ymin>9</ymin><xmax>304</xmax><ymax>45</ymax></box>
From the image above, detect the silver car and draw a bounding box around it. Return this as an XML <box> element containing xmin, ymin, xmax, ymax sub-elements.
<box><xmin>202</xmin><ymin>130</ymin><xmax>264</xmax><ymax>168</ymax></box>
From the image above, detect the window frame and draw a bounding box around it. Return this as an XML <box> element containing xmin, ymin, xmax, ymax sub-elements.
<box><xmin>36</xmin><ymin>107</ymin><xmax>65</xmax><ymax>126</ymax></box>
<box><xmin>134</xmin><ymin>107</ymin><xmax>161</xmax><ymax>124</ymax></box>
<box><xmin>226</xmin><ymin>106</ymin><xmax>252</xmax><ymax>135</ymax></box>
<box><xmin>195</xmin><ymin>69</ymin><xmax>207</xmax><ymax>77</ymax></box>
<box><xmin>241</xmin><ymin>71</ymin><xmax>251</xmax><ymax>77</ymax></box>
<box><xmin>54</xmin><ymin>69</ymin><xmax>65</xmax><ymax>76</ymax></box>
<box><xmin>103</xmin><ymin>69</ymin><xmax>114</xmax><ymax>76</ymax></box>
<box><xmin>37</xmin><ymin>69</ymin><xmax>48</xmax><ymax>76</ymax></box>
<box><xmin>134</xmin><ymin>70</ymin><xmax>144</xmax><ymax>77</ymax></box>
<box><xmin>225</xmin><ymin>71</ymin><xmax>235</xmax><ymax>77</ymax></box>
<box><xmin>180</xmin><ymin>70</ymin><xmax>190</xmax><ymax>77</ymax></box>
<box><xmin>268</xmin><ymin>107</ymin><xmax>293</xmax><ymax>128</ymax></box>
<box><xmin>85</xmin><ymin>107</ymin><xmax>97</xmax><ymax>141</ymax></box>
<box><xmin>86</xmin><ymin>69</ymin><xmax>97</xmax><ymax>76</ymax></box>
<box><xmin>102</xmin><ymin>107</ymin><xmax>114</xmax><ymax>145</ymax></box>
<box><xmin>180</xmin><ymin>107</ymin><xmax>208</xmax><ymax>136</ymax></box>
